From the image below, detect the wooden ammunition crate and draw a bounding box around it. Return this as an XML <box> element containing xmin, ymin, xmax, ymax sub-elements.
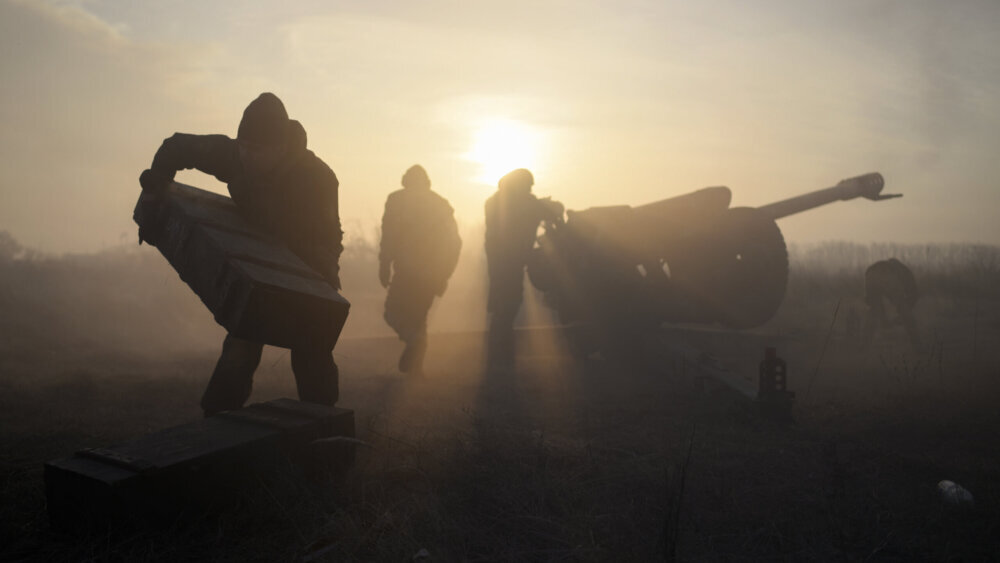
<box><xmin>44</xmin><ymin>399</ymin><xmax>355</xmax><ymax>530</ymax></box>
<box><xmin>133</xmin><ymin>182</ymin><xmax>350</xmax><ymax>349</ymax></box>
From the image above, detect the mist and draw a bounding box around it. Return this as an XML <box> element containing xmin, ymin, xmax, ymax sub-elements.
<box><xmin>3</xmin><ymin>225</ymin><xmax>996</xmax><ymax>360</ymax></box>
<box><xmin>3</xmin><ymin>1</ymin><xmax>1000</xmax><ymax>559</ymax></box>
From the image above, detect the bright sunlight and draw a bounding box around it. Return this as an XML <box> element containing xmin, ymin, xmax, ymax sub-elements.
<box><xmin>465</xmin><ymin>118</ymin><xmax>544</xmax><ymax>186</ymax></box>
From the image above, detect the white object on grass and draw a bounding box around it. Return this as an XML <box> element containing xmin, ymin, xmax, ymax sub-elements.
<box><xmin>938</xmin><ymin>480</ymin><xmax>974</xmax><ymax>507</ymax></box>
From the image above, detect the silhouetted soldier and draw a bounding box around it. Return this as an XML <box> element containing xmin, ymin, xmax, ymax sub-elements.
<box><xmin>379</xmin><ymin>165</ymin><xmax>462</xmax><ymax>373</ymax></box>
<box><xmin>863</xmin><ymin>258</ymin><xmax>920</xmax><ymax>350</ymax></box>
<box><xmin>484</xmin><ymin>169</ymin><xmax>563</xmax><ymax>371</ymax></box>
<box><xmin>138</xmin><ymin>93</ymin><xmax>343</xmax><ymax>416</ymax></box>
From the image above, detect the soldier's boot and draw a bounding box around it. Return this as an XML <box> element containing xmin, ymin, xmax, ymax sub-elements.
<box><xmin>291</xmin><ymin>347</ymin><xmax>339</xmax><ymax>406</ymax></box>
<box><xmin>399</xmin><ymin>329</ymin><xmax>427</xmax><ymax>374</ymax></box>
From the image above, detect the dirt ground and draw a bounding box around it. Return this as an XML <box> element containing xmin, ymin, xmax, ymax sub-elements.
<box><xmin>1</xmin><ymin>293</ymin><xmax>998</xmax><ymax>562</ymax></box>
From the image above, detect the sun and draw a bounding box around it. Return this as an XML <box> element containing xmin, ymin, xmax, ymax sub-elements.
<box><xmin>465</xmin><ymin>118</ymin><xmax>543</xmax><ymax>186</ymax></box>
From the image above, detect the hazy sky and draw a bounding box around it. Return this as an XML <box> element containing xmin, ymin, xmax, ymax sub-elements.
<box><xmin>1</xmin><ymin>0</ymin><xmax>998</xmax><ymax>253</ymax></box>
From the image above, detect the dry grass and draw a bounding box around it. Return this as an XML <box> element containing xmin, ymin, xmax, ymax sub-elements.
<box><xmin>1</xmin><ymin>240</ymin><xmax>999</xmax><ymax>561</ymax></box>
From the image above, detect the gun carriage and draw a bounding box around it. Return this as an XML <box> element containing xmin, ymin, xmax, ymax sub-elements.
<box><xmin>527</xmin><ymin>173</ymin><xmax>899</xmax><ymax>338</ymax></box>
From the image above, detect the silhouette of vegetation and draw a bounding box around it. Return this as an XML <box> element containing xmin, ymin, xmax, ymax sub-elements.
<box><xmin>786</xmin><ymin>241</ymin><xmax>1000</xmax><ymax>300</ymax></box>
<box><xmin>0</xmin><ymin>233</ymin><xmax>995</xmax><ymax>358</ymax></box>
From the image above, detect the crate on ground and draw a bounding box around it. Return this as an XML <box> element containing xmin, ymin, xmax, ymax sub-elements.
<box><xmin>44</xmin><ymin>399</ymin><xmax>355</xmax><ymax>530</ymax></box>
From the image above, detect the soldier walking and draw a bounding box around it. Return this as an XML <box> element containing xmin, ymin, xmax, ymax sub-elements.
<box><xmin>379</xmin><ymin>165</ymin><xmax>462</xmax><ymax>373</ymax></box>
<box><xmin>863</xmin><ymin>258</ymin><xmax>921</xmax><ymax>350</ymax></box>
<box><xmin>139</xmin><ymin>92</ymin><xmax>343</xmax><ymax>416</ymax></box>
<box><xmin>484</xmin><ymin>168</ymin><xmax>563</xmax><ymax>371</ymax></box>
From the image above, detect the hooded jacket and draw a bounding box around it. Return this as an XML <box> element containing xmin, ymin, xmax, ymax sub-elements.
<box><xmin>379</xmin><ymin>185</ymin><xmax>461</xmax><ymax>289</ymax></box>
<box><xmin>146</xmin><ymin>120</ymin><xmax>343</xmax><ymax>288</ymax></box>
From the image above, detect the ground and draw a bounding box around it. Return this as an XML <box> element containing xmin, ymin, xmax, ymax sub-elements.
<box><xmin>1</xmin><ymin>292</ymin><xmax>998</xmax><ymax>562</ymax></box>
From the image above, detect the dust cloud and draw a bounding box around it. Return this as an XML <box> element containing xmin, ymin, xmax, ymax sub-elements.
<box><xmin>0</xmin><ymin>226</ymin><xmax>495</xmax><ymax>363</ymax></box>
<box><xmin>3</xmin><ymin>224</ymin><xmax>1000</xmax><ymax>560</ymax></box>
<box><xmin>2</xmin><ymin>225</ymin><xmax>996</xmax><ymax>363</ymax></box>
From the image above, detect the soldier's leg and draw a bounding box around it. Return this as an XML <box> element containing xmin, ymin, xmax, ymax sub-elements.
<box><xmin>400</xmin><ymin>286</ymin><xmax>437</xmax><ymax>373</ymax></box>
<box><xmin>290</xmin><ymin>346</ymin><xmax>339</xmax><ymax>406</ymax></box>
<box><xmin>487</xmin><ymin>302</ymin><xmax>519</xmax><ymax>369</ymax></box>
<box><xmin>385</xmin><ymin>280</ymin><xmax>419</xmax><ymax>341</ymax></box>
<box><xmin>486</xmin><ymin>271</ymin><xmax>523</xmax><ymax>370</ymax></box>
<box><xmin>386</xmin><ymin>277</ymin><xmax>436</xmax><ymax>339</ymax></box>
<box><xmin>387</xmin><ymin>276</ymin><xmax>437</xmax><ymax>373</ymax></box>
<box><xmin>383</xmin><ymin>280</ymin><xmax>408</xmax><ymax>341</ymax></box>
<box><xmin>201</xmin><ymin>334</ymin><xmax>263</xmax><ymax>416</ymax></box>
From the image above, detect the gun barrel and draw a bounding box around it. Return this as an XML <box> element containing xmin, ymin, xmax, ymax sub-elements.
<box><xmin>757</xmin><ymin>173</ymin><xmax>900</xmax><ymax>220</ymax></box>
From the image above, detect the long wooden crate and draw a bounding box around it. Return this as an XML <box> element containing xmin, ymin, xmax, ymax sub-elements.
<box><xmin>44</xmin><ymin>399</ymin><xmax>355</xmax><ymax>530</ymax></box>
<box><xmin>133</xmin><ymin>182</ymin><xmax>350</xmax><ymax>349</ymax></box>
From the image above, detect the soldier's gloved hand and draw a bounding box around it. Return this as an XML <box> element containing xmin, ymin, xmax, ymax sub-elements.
<box><xmin>541</xmin><ymin>198</ymin><xmax>565</xmax><ymax>223</ymax></box>
<box><xmin>139</xmin><ymin>168</ymin><xmax>171</xmax><ymax>192</ymax></box>
<box><xmin>379</xmin><ymin>262</ymin><xmax>391</xmax><ymax>288</ymax></box>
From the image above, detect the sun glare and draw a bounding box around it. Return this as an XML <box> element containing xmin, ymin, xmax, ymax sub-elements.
<box><xmin>465</xmin><ymin>118</ymin><xmax>543</xmax><ymax>186</ymax></box>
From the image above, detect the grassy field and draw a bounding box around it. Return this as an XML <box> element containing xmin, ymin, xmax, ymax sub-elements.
<box><xmin>1</xmin><ymin>241</ymin><xmax>998</xmax><ymax>561</ymax></box>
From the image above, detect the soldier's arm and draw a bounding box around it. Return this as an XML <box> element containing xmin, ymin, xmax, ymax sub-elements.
<box><xmin>537</xmin><ymin>196</ymin><xmax>564</xmax><ymax>225</ymax></box>
<box><xmin>312</xmin><ymin>169</ymin><xmax>343</xmax><ymax>290</ymax></box>
<box><xmin>141</xmin><ymin>133</ymin><xmax>239</xmax><ymax>190</ymax></box>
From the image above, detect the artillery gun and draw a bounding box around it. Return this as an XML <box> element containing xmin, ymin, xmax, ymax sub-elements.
<box><xmin>526</xmin><ymin>173</ymin><xmax>900</xmax><ymax>336</ymax></box>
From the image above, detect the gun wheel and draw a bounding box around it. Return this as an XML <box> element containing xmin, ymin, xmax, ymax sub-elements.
<box><xmin>663</xmin><ymin>207</ymin><xmax>788</xmax><ymax>327</ymax></box>
<box><xmin>707</xmin><ymin>207</ymin><xmax>789</xmax><ymax>328</ymax></box>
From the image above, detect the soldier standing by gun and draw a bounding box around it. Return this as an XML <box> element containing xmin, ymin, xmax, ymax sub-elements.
<box><xmin>484</xmin><ymin>168</ymin><xmax>563</xmax><ymax>372</ymax></box>
<box><xmin>138</xmin><ymin>92</ymin><xmax>343</xmax><ymax>416</ymax></box>
<box><xmin>379</xmin><ymin>165</ymin><xmax>462</xmax><ymax>373</ymax></box>
<box><xmin>863</xmin><ymin>258</ymin><xmax>921</xmax><ymax>350</ymax></box>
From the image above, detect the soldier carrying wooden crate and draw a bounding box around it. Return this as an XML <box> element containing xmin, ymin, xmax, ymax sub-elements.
<box><xmin>138</xmin><ymin>93</ymin><xmax>344</xmax><ymax>416</ymax></box>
